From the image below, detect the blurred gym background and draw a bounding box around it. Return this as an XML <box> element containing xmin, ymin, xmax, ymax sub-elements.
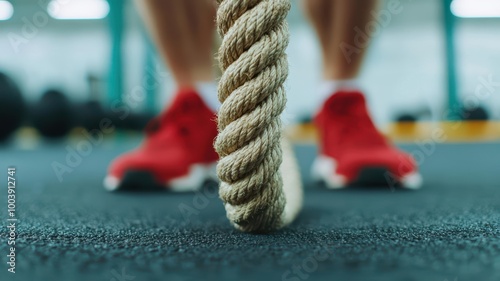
<box><xmin>0</xmin><ymin>0</ymin><xmax>499</xmax><ymax>142</ymax></box>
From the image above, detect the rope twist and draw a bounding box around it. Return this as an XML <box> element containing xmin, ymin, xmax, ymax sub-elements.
<box><xmin>215</xmin><ymin>0</ymin><xmax>291</xmax><ymax>233</ymax></box>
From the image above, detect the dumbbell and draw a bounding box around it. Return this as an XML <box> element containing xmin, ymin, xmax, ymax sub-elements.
<box><xmin>79</xmin><ymin>73</ymin><xmax>155</xmax><ymax>133</ymax></box>
<box><xmin>108</xmin><ymin>110</ymin><xmax>155</xmax><ymax>132</ymax></box>
<box><xmin>394</xmin><ymin>106</ymin><xmax>432</xmax><ymax>123</ymax></box>
<box><xmin>76</xmin><ymin>100</ymin><xmax>108</xmax><ymax>132</ymax></box>
<box><xmin>0</xmin><ymin>72</ymin><xmax>26</xmax><ymax>142</ymax></box>
<box><xmin>31</xmin><ymin>89</ymin><xmax>74</xmax><ymax>139</ymax></box>
<box><xmin>460</xmin><ymin>105</ymin><xmax>489</xmax><ymax>121</ymax></box>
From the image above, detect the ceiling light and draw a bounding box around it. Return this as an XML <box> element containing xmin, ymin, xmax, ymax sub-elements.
<box><xmin>0</xmin><ymin>1</ymin><xmax>14</xmax><ymax>21</ymax></box>
<box><xmin>47</xmin><ymin>0</ymin><xmax>110</xmax><ymax>20</ymax></box>
<box><xmin>451</xmin><ymin>0</ymin><xmax>500</xmax><ymax>18</ymax></box>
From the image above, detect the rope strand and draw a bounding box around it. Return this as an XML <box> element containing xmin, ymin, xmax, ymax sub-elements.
<box><xmin>215</xmin><ymin>0</ymin><xmax>291</xmax><ymax>233</ymax></box>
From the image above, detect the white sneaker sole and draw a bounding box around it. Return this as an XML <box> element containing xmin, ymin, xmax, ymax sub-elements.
<box><xmin>103</xmin><ymin>163</ymin><xmax>218</xmax><ymax>192</ymax></box>
<box><xmin>311</xmin><ymin>155</ymin><xmax>423</xmax><ymax>190</ymax></box>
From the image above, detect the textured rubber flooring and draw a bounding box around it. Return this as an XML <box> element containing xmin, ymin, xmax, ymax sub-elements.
<box><xmin>1</xmin><ymin>140</ymin><xmax>500</xmax><ymax>281</ymax></box>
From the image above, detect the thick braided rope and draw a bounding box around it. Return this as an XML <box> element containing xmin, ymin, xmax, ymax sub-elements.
<box><xmin>215</xmin><ymin>0</ymin><xmax>291</xmax><ymax>233</ymax></box>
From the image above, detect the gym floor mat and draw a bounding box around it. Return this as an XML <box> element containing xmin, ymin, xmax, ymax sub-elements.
<box><xmin>1</xmin><ymin>141</ymin><xmax>499</xmax><ymax>281</ymax></box>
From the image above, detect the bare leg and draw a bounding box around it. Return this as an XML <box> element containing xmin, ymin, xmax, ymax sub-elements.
<box><xmin>135</xmin><ymin>0</ymin><xmax>216</xmax><ymax>88</ymax></box>
<box><xmin>185</xmin><ymin>0</ymin><xmax>217</xmax><ymax>82</ymax></box>
<box><xmin>302</xmin><ymin>0</ymin><xmax>333</xmax><ymax>74</ymax></box>
<box><xmin>303</xmin><ymin>0</ymin><xmax>380</xmax><ymax>80</ymax></box>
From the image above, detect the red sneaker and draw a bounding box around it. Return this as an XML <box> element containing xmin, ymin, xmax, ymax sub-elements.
<box><xmin>312</xmin><ymin>90</ymin><xmax>422</xmax><ymax>189</ymax></box>
<box><xmin>104</xmin><ymin>89</ymin><xmax>219</xmax><ymax>192</ymax></box>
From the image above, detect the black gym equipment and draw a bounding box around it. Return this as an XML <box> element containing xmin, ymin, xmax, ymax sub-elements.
<box><xmin>75</xmin><ymin>74</ymin><xmax>108</xmax><ymax>132</ymax></box>
<box><xmin>76</xmin><ymin>100</ymin><xmax>107</xmax><ymax>132</ymax></box>
<box><xmin>78</xmin><ymin>73</ymin><xmax>154</xmax><ymax>133</ymax></box>
<box><xmin>76</xmin><ymin>102</ymin><xmax>155</xmax><ymax>133</ymax></box>
<box><xmin>0</xmin><ymin>72</ymin><xmax>26</xmax><ymax>142</ymax></box>
<box><xmin>394</xmin><ymin>107</ymin><xmax>432</xmax><ymax>123</ymax></box>
<box><xmin>31</xmin><ymin>89</ymin><xmax>74</xmax><ymax>139</ymax></box>
<box><xmin>461</xmin><ymin>105</ymin><xmax>489</xmax><ymax>121</ymax></box>
<box><xmin>298</xmin><ymin>114</ymin><xmax>313</xmax><ymax>124</ymax></box>
<box><xmin>395</xmin><ymin>113</ymin><xmax>418</xmax><ymax>123</ymax></box>
<box><xmin>121</xmin><ymin>112</ymin><xmax>155</xmax><ymax>131</ymax></box>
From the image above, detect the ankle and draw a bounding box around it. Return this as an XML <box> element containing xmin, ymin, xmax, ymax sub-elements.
<box><xmin>315</xmin><ymin>79</ymin><xmax>362</xmax><ymax>113</ymax></box>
